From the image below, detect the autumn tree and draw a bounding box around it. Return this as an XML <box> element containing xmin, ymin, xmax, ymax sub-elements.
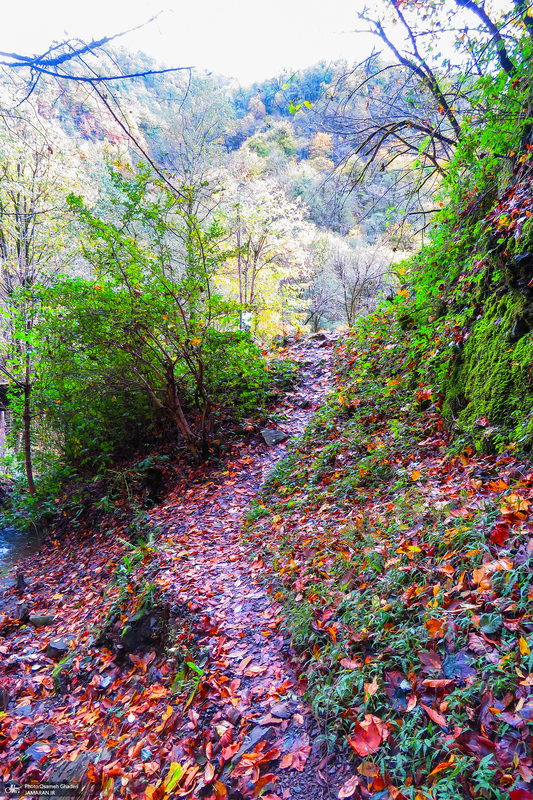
<box><xmin>222</xmin><ymin>170</ymin><xmax>314</xmax><ymax>333</ymax></box>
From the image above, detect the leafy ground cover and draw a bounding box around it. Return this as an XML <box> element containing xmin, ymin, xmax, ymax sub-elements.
<box><xmin>246</xmin><ymin>311</ymin><xmax>533</xmax><ymax>799</ymax></box>
<box><xmin>0</xmin><ymin>334</ymin><xmax>354</xmax><ymax>800</ymax></box>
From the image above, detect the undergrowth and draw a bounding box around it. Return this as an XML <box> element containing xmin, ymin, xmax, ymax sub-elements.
<box><xmin>249</xmin><ymin>311</ymin><xmax>533</xmax><ymax>798</ymax></box>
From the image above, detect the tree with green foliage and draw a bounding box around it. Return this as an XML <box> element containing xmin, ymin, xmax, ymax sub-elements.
<box><xmin>36</xmin><ymin>165</ymin><xmax>276</xmax><ymax>466</ymax></box>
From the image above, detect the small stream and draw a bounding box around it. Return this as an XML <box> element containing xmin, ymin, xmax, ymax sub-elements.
<box><xmin>0</xmin><ymin>405</ymin><xmax>41</xmax><ymax>574</ymax></box>
<box><xmin>0</xmin><ymin>526</ymin><xmax>40</xmax><ymax>574</ymax></box>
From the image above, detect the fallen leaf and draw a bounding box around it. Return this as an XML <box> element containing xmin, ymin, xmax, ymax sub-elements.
<box><xmin>421</xmin><ymin>702</ymin><xmax>448</xmax><ymax>728</ymax></box>
<box><xmin>338</xmin><ymin>775</ymin><xmax>360</xmax><ymax>798</ymax></box>
<box><xmin>364</xmin><ymin>674</ymin><xmax>379</xmax><ymax>701</ymax></box>
<box><xmin>340</xmin><ymin>658</ymin><xmax>361</xmax><ymax>670</ymax></box>
<box><xmin>520</xmin><ymin>636</ymin><xmax>531</xmax><ymax>656</ymax></box>
<box><xmin>347</xmin><ymin>715</ymin><xmax>389</xmax><ymax>757</ymax></box>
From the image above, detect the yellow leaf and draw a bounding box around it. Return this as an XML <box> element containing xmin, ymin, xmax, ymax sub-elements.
<box><xmin>411</xmin><ymin>470</ymin><xmax>421</xmax><ymax>481</ymax></box>
<box><xmin>163</xmin><ymin>762</ymin><xmax>184</xmax><ymax>792</ymax></box>
<box><xmin>191</xmin><ymin>337</ymin><xmax>201</xmax><ymax>346</ymax></box>
<box><xmin>520</xmin><ymin>637</ymin><xmax>531</xmax><ymax>656</ymax></box>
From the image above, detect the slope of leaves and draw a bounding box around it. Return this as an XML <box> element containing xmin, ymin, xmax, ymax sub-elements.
<box><xmin>247</xmin><ymin>310</ymin><xmax>533</xmax><ymax>799</ymax></box>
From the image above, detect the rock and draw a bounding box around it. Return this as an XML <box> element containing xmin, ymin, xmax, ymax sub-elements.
<box><xmin>233</xmin><ymin>725</ymin><xmax>274</xmax><ymax>764</ymax></box>
<box><xmin>0</xmin><ymin>687</ymin><xmax>8</xmax><ymax>711</ymax></box>
<box><xmin>261</xmin><ymin>429</ymin><xmax>289</xmax><ymax>446</ymax></box>
<box><xmin>13</xmin><ymin>704</ymin><xmax>32</xmax><ymax>716</ymax></box>
<box><xmin>299</xmin><ymin>399</ymin><xmax>311</xmax><ymax>409</ymax></box>
<box><xmin>48</xmin><ymin>752</ymin><xmax>93</xmax><ymax>784</ymax></box>
<box><xmin>39</xmin><ymin>724</ymin><xmax>57</xmax><ymax>740</ymax></box>
<box><xmin>46</xmin><ymin>638</ymin><xmax>69</xmax><ymax>660</ymax></box>
<box><xmin>29</xmin><ymin>614</ymin><xmax>54</xmax><ymax>628</ymax></box>
<box><xmin>52</xmin><ymin>656</ymin><xmax>75</xmax><ymax>694</ymax></box>
<box><xmin>225</xmin><ymin>707</ymin><xmax>242</xmax><ymax>726</ymax></box>
<box><xmin>16</xmin><ymin>571</ymin><xmax>26</xmax><ymax>592</ymax></box>
<box><xmin>270</xmin><ymin>701</ymin><xmax>293</xmax><ymax>719</ymax></box>
<box><xmin>26</xmin><ymin>740</ymin><xmax>53</xmax><ymax>762</ymax></box>
<box><xmin>121</xmin><ymin>607</ymin><xmax>163</xmax><ymax>652</ymax></box>
<box><xmin>16</xmin><ymin>603</ymin><xmax>30</xmax><ymax>622</ymax></box>
<box><xmin>309</xmin><ymin>332</ymin><xmax>327</xmax><ymax>341</ymax></box>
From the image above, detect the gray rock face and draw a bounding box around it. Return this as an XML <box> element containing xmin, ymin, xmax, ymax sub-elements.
<box><xmin>16</xmin><ymin>603</ymin><xmax>30</xmax><ymax>622</ymax></box>
<box><xmin>270</xmin><ymin>701</ymin><xmax>293</xmax><ymax>719</ymax></box>
<box><xmin>233</xmin><ymin>725</ymin><xmax>274</xmax><ymax>764</ymax></box>
<box><xmin>25</xmin><ymin>740</ymin><xmax>52</xmax><ymax>763</ymax></box>
<box><xmin>261</xmin><ymin>429</ymin><xmax>289</xmax><ymax>446</ymax></box>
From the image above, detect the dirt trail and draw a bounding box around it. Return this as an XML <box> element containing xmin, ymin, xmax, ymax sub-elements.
<box><xmin>149</xmin><ymin>334</ymin><xmax>344</xmax><ymax>799</ymax></box>
<box><xmin>0</xmin><ymin>334</ymin><xmax>350</xmax><ymax>800</ymax></box>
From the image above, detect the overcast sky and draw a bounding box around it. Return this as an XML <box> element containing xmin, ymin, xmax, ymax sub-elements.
<box><xmin>0</xmin><ymin>0</ymin><xmax>375</xmax><ymax>85</ymax></box>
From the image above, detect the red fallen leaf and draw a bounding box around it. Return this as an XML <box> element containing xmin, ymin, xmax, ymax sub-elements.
<box><xmin>453</xmin><ymin>730</ymin><xmax>495</xmax><ymax>758</ymax></box>
<box><xmin>279</xmin><ymin>733</ymin><xmax>311</xmax><ymax>772</ymax></box>
<box><xmin>204</xmin><ymin>762</ymin><xmax>215</xmax><ymax>784</ymax></box>
<box><xmin>347</xmin><ymin>715</ymin><xmax>389</xmax><ymax>757</ymax></box>
<box><xmin>421</xmin><ymin>703</ymin><xmax>448</xmax><ymax>728</ymax></box>
<box><xmin>422</xmin><ymin>679</ymin><xmax>454</xmax><ymax>688</ymax></box>
<box><xmin>511</xmin><ymin>789</ymin><xmax>533</xmax><ymax>799</ymax></box>
<box><xmin>338</xmin><ymin>774</ymin><xmax>360</xmax><ymax>798</ymax></box>
<box><xmin>257</xmin><ymin>714</ymin><xmax>284</xmax><ymax>725</ymax></box>
<box><xmin>221</xmin><ymin>742</ymin><xmax>240</xmax><ymax>761</ymax></box>
<box><xmin>419</xmin><ymin>651</ymin><xmax>442</xmax><ymax>671</ymax></box>
<box><xmin>254</xmin><ymin>773</ymin><xmax>278</xmax><ymax>795</ymax></box>
<box><xmin>428</xmin><ymin>755</ymin><xmax>455</xmax><ymax>780</ymax></box>
<box><xmin>491</xmin><ymin>522</ymin><xmax>511</xmax><ymax>545</ymax></box>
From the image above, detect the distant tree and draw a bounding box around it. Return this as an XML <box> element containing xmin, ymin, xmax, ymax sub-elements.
<box><xmin>222</xmin><ymin>172</ymin><xmax>313</xmax><ymax>332</ymax></box>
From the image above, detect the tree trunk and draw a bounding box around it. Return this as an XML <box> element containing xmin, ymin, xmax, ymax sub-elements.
<box><xmin>23</xmin><ymin>355</ymin><xmax>35</xmax><ymax>496</ymax></box>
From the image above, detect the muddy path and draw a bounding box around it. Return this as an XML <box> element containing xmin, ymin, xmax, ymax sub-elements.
<box><xmin>0</xmin><ymin>333</ymin><xmax>352</xmax><ymax>800</ymax></box>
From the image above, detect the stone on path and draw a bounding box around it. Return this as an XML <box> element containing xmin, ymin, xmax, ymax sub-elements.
<box><xmin>46</xmin><ymin>638</ymin><xmax>69</xmax><ymax>660</ymax></box>
<box><xmin>261</xmin><ymin>429</ymin><xmax>289</xmax><ymax>446</ymax></box>
<box><xmin>29</xmin><ymin>614</ymin><xmax>54</xmax><ymax>628</ymax></box>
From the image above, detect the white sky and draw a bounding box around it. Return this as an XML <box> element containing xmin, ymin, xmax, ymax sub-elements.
<box><xmin>0</xmin><ymin>0</ymin><xmax>375</xmax><ymax>85</ymax></box>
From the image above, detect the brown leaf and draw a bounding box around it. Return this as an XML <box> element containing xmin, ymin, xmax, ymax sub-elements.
<box><xmin>237</xmin><ymin>655</ymin><xmax>252</xmax><ymax>675</ymax></box>
<box><xmin>340</xmin><ymin>658</ymin><xmax>361</xmax><ymax>670</ymax></box>
<box><xmin>364</xmin><ymin>675</ymin><xmax>379</xmax><ymax>700</ymax></box>
<box><xmin>421</xmin><ymin>702</ymin><xmax>448</xmax><ymax>728</ymax></box>
<box><xmin>204</xmin><ymin>762</ymin><xmax>215</xmax><ymax>784</ymax></box>
<box><xmin>338</xmin><ymin>775</ymin><xmax>360</xmax><ymax>798</ymax></box>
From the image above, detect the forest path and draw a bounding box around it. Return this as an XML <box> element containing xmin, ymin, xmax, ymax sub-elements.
<box><xmin>149</xmin><ymin>334</ymin><xmax>343</xmax><ymax>800</ymax></box>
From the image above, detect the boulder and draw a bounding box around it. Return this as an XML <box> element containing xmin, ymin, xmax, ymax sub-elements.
<box><xmin>261</xmin><ymin>429</ymin><xmax>289</xmax><ymax>446</ymax></box>
<box><xmin>46</xmin><ymin>638</ymin><xmax>69</xmax><ymax>660</ymax></box>
<box><xmin>48</xmin><ymin>752</ymin><xmax>93</xmax><ymax>784</ymax></box>
<box><xmin>29</xmin><ymin>614</ymin><xmax>54</xmax><ymax>628</ymax></box>
<box><xmin>16</xmin><ymin>603</ymin><xmax>30</xmax><ymax>622</ymax></box>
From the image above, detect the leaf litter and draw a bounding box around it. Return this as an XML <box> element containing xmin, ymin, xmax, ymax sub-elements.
<box><xmin>0</xmin><ymin>333</ymin><xmax>353</xmax><ymax>799</ymax></box>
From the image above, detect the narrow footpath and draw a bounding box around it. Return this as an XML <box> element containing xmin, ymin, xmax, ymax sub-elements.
<box><xmin>0</xmin><ymin>334</ymin><xmax>350</xmax><ymax>800</ymax></box>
